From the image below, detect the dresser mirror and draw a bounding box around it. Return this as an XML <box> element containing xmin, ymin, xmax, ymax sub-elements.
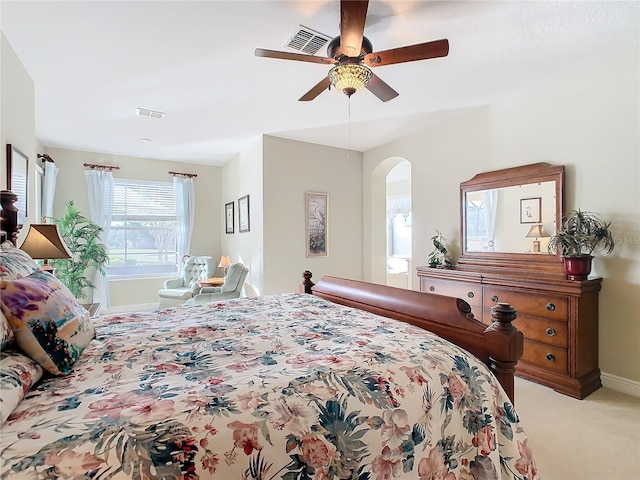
<box><xmin>459</xmin><ymin>162</ymin><xmax>565</xmax><ymax>271</ymax></box>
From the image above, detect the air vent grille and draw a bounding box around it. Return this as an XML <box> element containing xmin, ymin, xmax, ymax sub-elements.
<box><xmin>285</xmin><ymin>25</ymin><xmax>331</xmax><ymax>55</ymax></box>
<box><xmin>136</xmin><ymin>107</ymin><xmax>165</xmax><ymax>119</ymax></box>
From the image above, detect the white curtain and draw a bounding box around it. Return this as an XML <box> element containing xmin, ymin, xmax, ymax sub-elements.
<box><xmin>482</xmin><ymin>189</ymin><xmax>499</xmax><ymax>251</ymax></box>
<box><xmin>84</xmin><ymin>170</ymin><xmax>114</xmax><ymax>307</ymax></box>
<box><xmin>41</xmin><ymin>161</ymin><xmax>59</xmax><ymax>220</ymax></box>
<box><xmin>173</xmin><ymin>176</ymin><xmax>195</xmax><ymax>264</ymax></box>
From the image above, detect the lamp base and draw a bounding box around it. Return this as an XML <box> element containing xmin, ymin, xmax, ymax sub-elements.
<box><xmin>532</xmin><ymin>239</ymin><xmax>541</xmax><ymax>253</ymax></box>
<box><xmin>41</xmin><ymin>264</ymin><xmax>56</xmax><ymax>276</ymax></box>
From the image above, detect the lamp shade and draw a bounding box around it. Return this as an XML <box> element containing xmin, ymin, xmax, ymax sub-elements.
<box><xmin>218</xmin><ymin>255</ymin><xmax>231</xmax><ymax>269</ymax></box>
<box><xmin>525</xmin><ymin>224</ymin><xmax>550</xmax><ymax>239</ymax></box>
<box><xmin>19</xmin><ymin>224</ymin><xmax>72</xmax><ymax>260</ymax></box>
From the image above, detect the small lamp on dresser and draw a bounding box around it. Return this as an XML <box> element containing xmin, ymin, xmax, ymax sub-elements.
<box><xmin>19</xmin><ymin>224</ymin><xmax>72</xmax><ymax>275</ymax></box>
<box><xmin>525</xmin><ymin>224</ymin><xmax>550</xmax><ymax>253</ymax></box>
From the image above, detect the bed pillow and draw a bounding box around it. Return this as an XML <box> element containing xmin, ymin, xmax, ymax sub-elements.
<box><xmin>0</xmin><ymin>269</ymin><xmax>95</xmax><ymax>375</ymax></box>
<box><xmin>0</xmin><ymin>241</ymin><xmax>38</xmax><ymax>280</ymax></box>
<box><xmin>0</xmin><ymin>310</ymin><xmax>14</xmax><ymax>351</ymax></box>
<box><xmin>0</xmin><ymin>350</ymin><xmax>43</xmax><ymax>424</ymax></box>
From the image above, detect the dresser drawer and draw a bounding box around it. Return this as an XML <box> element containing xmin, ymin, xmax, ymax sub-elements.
<box><xmin>483</xmin><ymin>287</ymin><xmax>568</xmax><ymax>321</ymax></box>
<box><xmin>420</xmin><ymin>279</ymin><xmax>482</xmax><ymax>306</ymax></box>
<box><xmin>521</xmin><ymin>340</ymin><xmax>568</xmax><ymax>375</ymax></box>
<box><xmin>483</xmin><ymin>311</ymin><xmax>568</xmax><ymax>347</ymax></box>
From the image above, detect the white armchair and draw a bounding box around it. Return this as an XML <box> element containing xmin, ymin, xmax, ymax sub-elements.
<box><xmin>158</xmin><ymin>255</ymin><xmax>215</xmax><ymax>307</ymax></box>
<box><xmin>186</xmin><ymin>263</ymin><xmax>249</xmax><ymax>305</ymax></box>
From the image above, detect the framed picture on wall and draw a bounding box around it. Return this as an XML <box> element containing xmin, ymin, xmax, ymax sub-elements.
<box><xmin>6</xmin><ymin>144</ymin><xmax>28</xmax><ymax>224</ymax></box>
<box><xmin>225</xmin><ymin>201</ymin><xmax>235</xmax><ymax>234</ymax></box>
<box><xmin>306</xmin><ymin>192</ymin><xmax>328</xmax><ymax>257</ymax></box>
<box><xmin>520</xmin><ymin>197</ymin><xmax>541</xmax><ymax>224</ymax></box>
<box><xmin>238</xmin><ymin>195</ymin><xmax>250</xmax><ymax>233</ymax></box>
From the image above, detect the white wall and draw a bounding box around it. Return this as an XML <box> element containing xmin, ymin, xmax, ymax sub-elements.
<box><xmin>47</xmin><ymin>147</ymin><xmax>222</xmax><ymax>307</ymax></box>
<box><xmin>364</xmin><ymin>52</ymin><xmax>640</xmax><ymax>384</ymax></box>
<box><xmin>1</xmin><ymin>33</ymin><xmax>36</xmax><ymax>224</ymax></box>
<box><xmin>262</xmin><ymin>136</ymin><xmax>364</xmax><ymax>294</ymax></box>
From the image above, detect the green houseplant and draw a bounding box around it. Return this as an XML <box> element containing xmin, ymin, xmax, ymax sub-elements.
<box><xmin>49</xmin><ymin>201</ymin><xmax>109</xmax><ymax>300</ymax></box>
<box><xmin>547</xmin><ymin>209</ymin><xmax>614</xmax><ymax>280</ymax></box>
<box><xmin>427</xmin><ymin>230</ymin><xmax>453</xmax><ymax>268</ymax></box>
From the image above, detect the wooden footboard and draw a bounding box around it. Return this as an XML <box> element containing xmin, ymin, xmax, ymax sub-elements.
<box><xmin>312</xmin><ymin>275</ymin><xmax>523</xmax><ymax>403</ymax></box>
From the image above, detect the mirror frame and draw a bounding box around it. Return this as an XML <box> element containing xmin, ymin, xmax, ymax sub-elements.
<box><xmin>459</xmin><ymin>162</ymin><xmax>565</xmax><ymax>273</ymax></box>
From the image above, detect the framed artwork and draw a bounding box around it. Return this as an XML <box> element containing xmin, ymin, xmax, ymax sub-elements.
<box><xmin>306</xmin><ymin>192</ymin><xmax>328</xmax><ymax>257</ymax></box>
<box><xmin>6</xmin><ymin>144</ymin><xmax>28</xmax><ymax>224</ymax></box>
<box><xmin>238</xmin><ymin>195</ymin><xmax>250</xmax><ymax>233</ymax></box>
<box><xmin>520</xmin><ymin>197</ymin><xmax>541</xmax><ymax>224</ymax></box>
<box><xmin>225</xmin><ymin>201</ymin><xmax>235</xmax><ymax>234</ymax></box>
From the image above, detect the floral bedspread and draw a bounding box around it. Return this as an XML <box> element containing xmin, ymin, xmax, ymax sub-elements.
<box><xmin>1</xmin><ymin>293</ymin><xmax>538</xmax><ymax>479</ymax></box>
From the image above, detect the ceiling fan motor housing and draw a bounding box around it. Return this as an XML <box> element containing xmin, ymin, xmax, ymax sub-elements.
<box><xmin>327</xmin><ymin>35</ymin><xmax>373</xmax><ymax>61</ymax></box>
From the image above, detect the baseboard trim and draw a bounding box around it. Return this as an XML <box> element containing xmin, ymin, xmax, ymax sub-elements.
<box><xmin>601</xmin><ymin>371</ymin><xmax>640</xmax><ymax>398</ymax></box>
<box><xmin>103</xmin><ymin>302</ymin><xmax>159</xmax><ymax>314</ymax></box>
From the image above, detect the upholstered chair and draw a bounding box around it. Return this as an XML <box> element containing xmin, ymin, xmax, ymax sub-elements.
<box><xmin>185</xmin><ymin>263</ymin><xmax>249</xmax><ymax>305</ymax></box>
<box><xmin>158</xmin><ymin>255</ymin><xmax>215</xmax><ymax>307</ymax></box>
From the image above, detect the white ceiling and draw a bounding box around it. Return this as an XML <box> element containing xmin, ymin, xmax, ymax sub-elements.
<box><xmin>1</xmin><ymin>1</ymin><xmax>638</xmax><ymax>166</ymax></box>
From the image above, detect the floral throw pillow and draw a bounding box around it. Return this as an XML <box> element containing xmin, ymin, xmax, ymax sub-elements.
<box><xmin>0</xmin><ymin>350</ymin><xmax>43</xmax><ymax>424</ymax></box>
<box><xmin>0</xmin><ymin>269</ymin><xmax>95</xmax><ymax>375</ymax></box>
<box><xmin>0</xmin><ymin>241</ymin><xmax>38</xmax><ymax>280</ymax></box>
<box><xmin>0</xmin><ymin>310</ymin><xmax>14</xmax><ymax>351</ymax></box>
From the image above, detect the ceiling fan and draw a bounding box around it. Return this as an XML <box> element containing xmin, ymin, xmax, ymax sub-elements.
<box><xmin>254</xmin><ymin>0</ymin><xmax>449</xmax><ymax>102</ymax></box>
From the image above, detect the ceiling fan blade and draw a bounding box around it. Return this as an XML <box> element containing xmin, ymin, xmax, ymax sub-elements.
<box><xmin>299</xmin><ymin>77</ymin><xmax>332</xmax><ymax>102</ymax></box>
<box><xmin>366</xmin><ymin>74</ymin><xmax>399</xmax><ymax>102</ymax></box>
<box><xmin>364</xmin><ymin>39</ymin><xmax>449</xmax><ymax>67</ymax></box>
<box><xmin>339</xmin><ymin>0</ymin><xmax>369</xmax><ymax>57</ymax></box>
<box><xmin>255</xmin><ymin>48</ymin><xmax>335</xmax><ymax>65</ymax></box>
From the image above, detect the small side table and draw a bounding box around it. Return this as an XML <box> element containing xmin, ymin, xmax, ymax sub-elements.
<box><xmin>198</xmin><ymin>277</ymin><xmax>224</xmax><ymax>288</ymax></box>
<box><xmin>82</xmin><ymin>303</ymin><xmax>102</xmax><ymax>318</ymax></box>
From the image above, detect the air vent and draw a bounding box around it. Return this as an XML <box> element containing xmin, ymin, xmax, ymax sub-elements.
<box><xmin>136</xmin><ymin>107</ymin><xmax>165</xmax><ymax>119</ymax></box>
<box><xmin>284</xmin><ymin>25</ymin><xmax>331</xmax><ymax>55</ymax></box>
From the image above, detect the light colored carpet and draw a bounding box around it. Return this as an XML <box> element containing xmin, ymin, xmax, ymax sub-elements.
<box><xmin>514</xmin><ymin>377</ymin><xmax>640</xmax><ymax>480</ymax></box>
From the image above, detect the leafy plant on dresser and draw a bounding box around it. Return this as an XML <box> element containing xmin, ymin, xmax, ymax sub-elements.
<box><xmin>49</xmin><ymin>201</ymin><xmax>109</xmax><ymax>299</ymax></box>
<box><xmin>427</xmin><ymin>230</ymin><xmax>453</xmax><ymax>268</ymax></box>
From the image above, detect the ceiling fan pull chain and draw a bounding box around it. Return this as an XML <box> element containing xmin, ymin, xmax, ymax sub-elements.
<box><xmin>347</xmin><ymin>96</ymin><xmax>352</xmax><ymax>158</ymax></box>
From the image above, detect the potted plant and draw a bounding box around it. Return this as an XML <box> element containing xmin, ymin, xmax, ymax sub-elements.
<box><xmin>49</xmin><ymin>201</ymin><xmax>109</xmax><ymax>300</ymax></box>
<box><xmin>547</xmin><ymin>209</ymin><xmax>614</xmax><ymax>280</ymax></box>
<box><xmin>427</xmin><ymin>230</ymin><xmax>453</xmax><ymax>268</ymax></box>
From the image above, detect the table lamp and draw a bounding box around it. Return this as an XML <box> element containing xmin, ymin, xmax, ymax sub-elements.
<box><xmin>19</xmin><ymin>224</ymin><xmax>72</xmax><ymax>274</ymax></box>
<box><xmin>525</xmin><ymin>224</ymin><xmax>550</xmax><ymax>253</ymax></box>
<box><xmin>218</xmin><ymin>255</ymin><xmax>231</xmax><ymax>276</ymax></box>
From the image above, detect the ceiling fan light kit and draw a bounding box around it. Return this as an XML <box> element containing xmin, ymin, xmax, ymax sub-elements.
<box><xmin>328</xmin><ymin>64</ymin><xmax>372</xmax><ymax>96</ymax></box>
<box><xmin>255</xmin><ymin>0</ymin><xmax>449</xmax><ymax>103</ymax></box>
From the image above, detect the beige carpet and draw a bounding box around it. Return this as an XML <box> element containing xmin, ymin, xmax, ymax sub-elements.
<box><xmin>514</xmin><ymin>377</ymin><xmax>640</xmax><ymax>480</ymax></box>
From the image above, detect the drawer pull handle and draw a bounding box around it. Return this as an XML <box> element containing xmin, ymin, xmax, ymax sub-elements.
<box><xmin>467</xmin><ymin>292</ymin><xmax>474</xmax><ymax>298</ymax></box>
<box><xmin>546</xmin><ymin>353</ymin><xmax>556</xmax><ymax>362</ymax></box>
<box><xmin>429</xmin><ymin>286</ymin><xmax>435</xmax><ymax>292</ymax></box>
<box><xmin>491</xmin><ymin>295</ymin><xmax>499</xmax><ymax>302</ymax></box>
<box><xmin>546</xmin><ymin>328</ymin><xmax>556</xmax><ymax>337</ymax></box>
<box><xmin>546</xmin><ymin>303</ymin><xmax>556</xmax><ymax>311</ymax></box>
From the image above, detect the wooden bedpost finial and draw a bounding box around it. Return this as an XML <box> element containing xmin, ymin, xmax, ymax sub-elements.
<box><xmin>484</xmin><ymin>302</ymin><xmax>524</xmax><ymax>404</ymax></box>
<box><xmin>0</xmin><ymin>190</ymin><xmax>21</xmax><ymax>245</ymax></box>
<box><xmin>299</xmin><ymin>270</ymin><xmax>315</xmax><ymax>294</ymax></box>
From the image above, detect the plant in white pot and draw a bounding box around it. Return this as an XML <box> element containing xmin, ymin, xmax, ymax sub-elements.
<box><xmin>547</xmin><ymin>209</ymin><xmax>614</xmax><ymax>280</ymax></box>
<box><xmin>427</xmin><ymin>230</ymin><xmax>453</xmax><ymax>268</ymax></box>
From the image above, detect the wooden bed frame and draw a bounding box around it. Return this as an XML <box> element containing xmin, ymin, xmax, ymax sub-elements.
<box><xmin>1</xmin><ymin>190</ymin><xmax>523</xmax><ymax>402</ymax></box>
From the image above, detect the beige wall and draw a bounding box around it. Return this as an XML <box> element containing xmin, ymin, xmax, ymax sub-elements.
<box><xmin>220</xmin><ymin>137</ymin><xmax>264</xmax><ymax>296</ymax></box>
<box><xmin>364</xmin><ymin>52</ymin><xmax>640</xmax><ymax>386</ymax></box>
<box><xmin>262</xmin><ymin>135</ymin><xmax>364</xmax><ymax>294</ymax></box>
<box><xmin>1</xmin><ymin>33</ymin><xmax>36</xmax><ymax>223</ymax></box>
<box><xmin>46</xmin><ymin>147</ymin><xmax>222</xmax><ymax>307</ymax></box>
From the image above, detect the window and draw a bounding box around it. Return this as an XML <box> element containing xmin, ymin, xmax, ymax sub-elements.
<box><xmin>107</xmin><ymin>179</ymin><xmax>178</xmax><ymax>277</ymax></box>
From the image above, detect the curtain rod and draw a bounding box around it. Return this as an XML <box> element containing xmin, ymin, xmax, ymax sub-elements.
<box><xmin>37</xmin><ymin>153</ymin><xmax>55</xmax><ymax>163</ymax></box>
<box><xmin>83</xmin><ymin>163</ymin><xmax>120</xmax><ymax>171</ymax></box>
<box><xmin>168</xmin><ymin>171</ymin><xmax>198</xmax><ymax>178</ymax></box>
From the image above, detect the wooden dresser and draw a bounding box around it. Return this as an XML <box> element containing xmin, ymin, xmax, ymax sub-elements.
<box><xmin>417</xmin><ymin>265</ymin><xmax>602</xmax><ymax>399</ymax></box>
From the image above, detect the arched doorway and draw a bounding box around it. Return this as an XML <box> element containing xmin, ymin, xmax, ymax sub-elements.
<box><xmin>386</xmin><ymin>161</ymin><xmax>412</xmax><ymax>289</ymax></box>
